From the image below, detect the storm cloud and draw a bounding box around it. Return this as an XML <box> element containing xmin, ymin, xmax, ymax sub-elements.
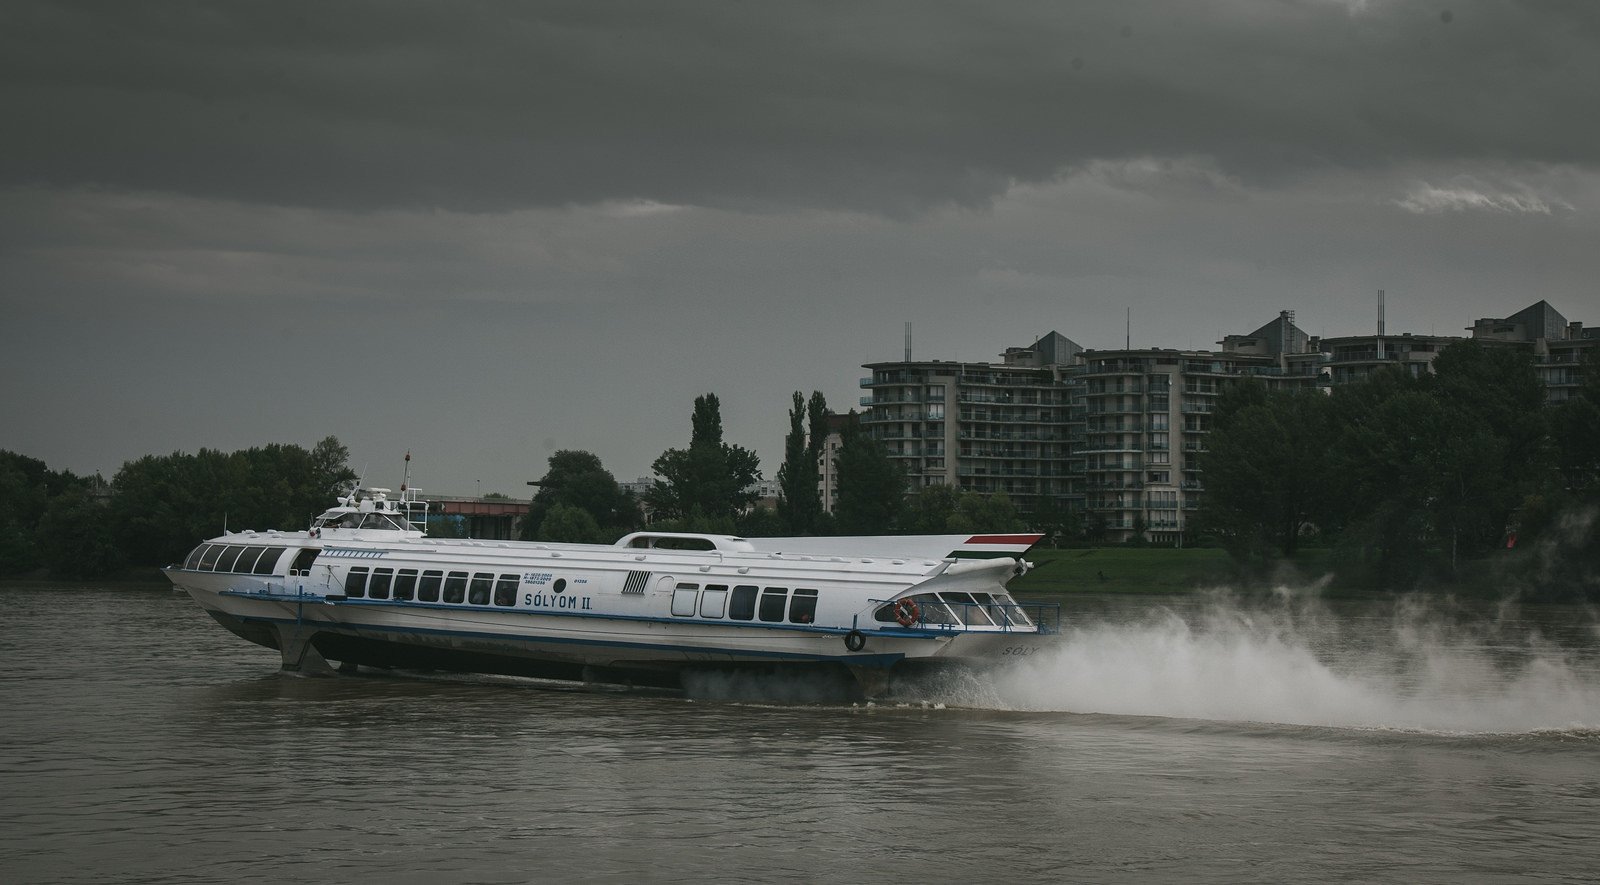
<box><xmin>3</xmin><ymin>1</ymin><xmax>1598</xmax><ymax>493</ymax></box>
<box><xmin>6</xmin><ymin>2</ymin><xmax>1597</xmax><ymax>214</ymax></box>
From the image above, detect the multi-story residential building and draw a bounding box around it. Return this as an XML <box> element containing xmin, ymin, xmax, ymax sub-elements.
<box><xmin>1469</xmin><ymin>300</ymin><xmax>1597</xmax><ymax>403</ymax></box>
<box><xmin>855</xmin><ymin>300</ymin><xmax>1591</xmax><ymax>544</ymax></box>
<box><xmin>816</xmin><ymin>413</ymin><xmax>851</xmax><ymax>515</ymax></box>
<box><xmin>1077</xmin><ymin>347</ymin><xmax>1282</xmax><ymax>544</ymax></box>
<box><xmin>859</xmin><ymin>332</ymin><xmax>1082</xmax><ymax>515</ymax></box>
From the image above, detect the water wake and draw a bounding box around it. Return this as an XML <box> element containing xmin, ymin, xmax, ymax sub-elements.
<box><xmin>936</xmin><ymin>592</ymin><xmax>1600</xmax><ymax>734</ymax></box>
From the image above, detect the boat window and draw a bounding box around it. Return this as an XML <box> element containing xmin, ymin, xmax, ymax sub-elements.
<box><xmin>982</xmin><ymin>592</ymin><xmax>1032</xmax><ymax>627</ymax></box>
<box><xmin>369</xmin><ymin>568</ymin><xmax>394</xmax><ymax>600</ymax></box>
<box><xmin>215</xmin><ymin>545</ymin><xmax>247</xmax><ymax>573</ymax></box>
<box><xmin>184</xmin><ymin>544</ymin><xmax>208</xmax><ymax>570</ymax></box>
<box><xmin>671</xmin><ymin>583</ymin><xmax>699</xmax><ymax>617</ymax></box>
<box><xmin>700</xmin><ymin>584</ymin><xmax>728</xmax><ymax>618</ymax></box>
<box><xmin>443</xmin><ymin>571</ymin><xmax>467</xmax><ymax>603</ymax></box>
<box><xmin>494</xmin><ymin>574</ymin><xmax>518</xmax><ymax>606</ymax></box>
<box><xmin>728</xmin><ymin>585</ymin><xmax>759</xmax><ymax>621</ymax></box>
<box><xmin>197</xmin><ymin>544</ymin><xmax>223</xmax><ymax>571</ymax></box>
<box><xmin>911</xmin><ymin>592</ymin><xmax>957</xmax><ymax>625</ymax></box>
<box><xmin>344</xmin><ymin>566</ymin><xmax>370</xmax><ymax>598</ymax></box>
<box><xmin>758</xmin><ymin>588</ymin><xmax>788</xmax><ymax>623</ymax></box>
<box><xmin>788</xmin><ymin>589</ymin><xmax>818</xmax><ymax>624</ymax></box>
<box><xmin>418</xmin><ymin>570</ymin><xmax>443</xmax><ymax>602</ymax></box>
<box><xmin>361</xmin><ymin>513</ymin><xmax>405</xmax><ymax>531</ymax></box>
<box><xmin>394</xmin><ymin>569</ymin><xmax>418</xmax><ymax>601</ymax></box>
<box><xmin>468</xmin><ymin>573</ymin><xmax>493</xmax><ymax>605</ymax></box>
<box><xmin>233</xmin><ymin>547</ymin><xmax>265</xmax><ymax>574</ymax></box>
<box><xmin>289</xmin><ymin>548</ymin><xmax>319</xmax><ymax>576</ymax></box>
<box><xmin>253</xmin><ymin>548</ymin><xmax>284</xmax><ymax>575</ymax></box>
<box><xmin>653</xmin><ymin>536</ymin><xmax>715</xmax><ymax>551</ymax></box>
<box><xmin>940</xmin><ymin>592</ymin><xmax>993</xmax><ymax>626</ymax></box>
<box><xmin>334</xmin><ymin>513</ymin><xmax>364</xmax><ymax>528</ymax></box>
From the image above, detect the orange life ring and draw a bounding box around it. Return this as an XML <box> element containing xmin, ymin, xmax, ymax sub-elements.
<box><xmin>893</xmin><ymin>598</ymin><xmax>920</xmax><ymax>627</ymax></box>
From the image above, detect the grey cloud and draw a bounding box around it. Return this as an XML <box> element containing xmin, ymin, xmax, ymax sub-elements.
<box><xmin>4</xmin><ymin>1</ymin><xmax>1597</xmax><ymax>215</ymax></box>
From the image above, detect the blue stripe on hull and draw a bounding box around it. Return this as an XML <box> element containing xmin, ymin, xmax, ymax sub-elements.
<box><xmin>220</xmin><ymin>609</ymin><xmax>907</xmax><ymax>669</ymax></box>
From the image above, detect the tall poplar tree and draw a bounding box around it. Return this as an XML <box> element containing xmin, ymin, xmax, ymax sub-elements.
<box><xmin>777</xmin><ymin>391</ymin><xmax>828</xmax><ymax>534</ymax></box>
<box><xmin>647</xmin><ymin>394</ymin><xmax>762</xmax><ymax>522</ymax></box>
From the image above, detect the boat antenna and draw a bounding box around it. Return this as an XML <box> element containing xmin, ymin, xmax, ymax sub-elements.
<box><xmin>401</xmin><ymin>449</ymin><xmax>412</xmax><ymax>493</ymax></box>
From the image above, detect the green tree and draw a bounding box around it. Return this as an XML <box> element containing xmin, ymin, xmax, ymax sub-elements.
<box><xmin>833</xmin><ymin>414</ymin><xmax>906</xmax><ymax>534</ymax></box>
<box><xmin>37</xmin><ymin>481</ymin><xmax>124</xmax><ymax>579</ymax></box>
<box><xmin>776</xmin><ymin>391</ymin><xmax>826</xmax><ymax>534</ymax></box>
<box><xmin>1028</xmin><ymin>495</ymin><xmax>1082</xmax><ymax>547</ymax></box>
<box><xmin>521</xmin><ymin>450</ymin><xmax>640</xmax><ymax>543</ymax></box>
<box><xmin>0</xmin><ymin>451</ymin><xmax>53</xmax><ymax>574</ymax></box>
<box><xmin>537</xmin><ymin>503</ymin><xmax>604</xmax><ymax>544</ymax></box>
<box><xmin>647</xmin><ymin>394</ymin><xmax>762</xmax><ymax>522</ymax></box>
<box><xmin>1199</xmin><ymin>382</ymin><xmax>1336</xmax><ymax>557</ymax></box>
<box><xmin>946</xmin><ymin>491</ymin><xmax>1024</xmax><ymax>534</ymax></box>
<box><xmin>110</xmin><ymin>438</ymin><xmax>356</xmax><ymax>567</ymax></box>
<box><xmin>903</xmin><ymin>485</ymin><xmax>960</xmax><ymax>533</ymax></box>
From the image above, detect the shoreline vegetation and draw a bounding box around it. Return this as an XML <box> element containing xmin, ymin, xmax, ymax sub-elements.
<box><xmin>5</xmin><ymin>353</ymin><xmax>1597</xmax><ymax>602</ymax></box>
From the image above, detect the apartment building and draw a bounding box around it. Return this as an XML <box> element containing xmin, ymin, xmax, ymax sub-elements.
<box><xmin>857</xmin><ymin>301</ymin><xmax>1590</xmax><ymax>544</ymax></box>
<box><xmin>859</xmin><ymin>332</ymin><xmax>1083</xmax><ymax>515</ymax></box>
<box><xmin>1469</xmin><ymin>300</ymin><xmax>1597</xmax><ymax>404</ymax></box>
<box><xmin>1077</xmin><ymin>347</ymin><xmax>1280</xmax><ymax>544</ymax></box>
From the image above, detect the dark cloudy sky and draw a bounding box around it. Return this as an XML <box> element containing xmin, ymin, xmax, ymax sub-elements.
<box><xmin>4</xmin><ymin>1</ymin><xmax>1598</xmax><ymax>496</ymax></box>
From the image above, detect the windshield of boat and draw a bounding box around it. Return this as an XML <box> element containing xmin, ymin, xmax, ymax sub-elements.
<box><xmin>314</xmin><ymin>511</ymin><xmax>408</xmax><ymax>530</ymax></box>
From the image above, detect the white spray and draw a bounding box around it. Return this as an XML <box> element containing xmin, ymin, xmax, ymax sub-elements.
<box><xmin>941</xmin><ymin>590</ymin><xmax>1600</xmax><ymax>734</ymax></box>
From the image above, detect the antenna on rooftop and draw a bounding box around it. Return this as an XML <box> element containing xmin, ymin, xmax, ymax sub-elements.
<box><xmin>1377</xmin><ymin>289</ymin><xmax>1386</xmax><ymax>360</ymax></box>
<box><xmin>905</xmin><ymin>322</ymin><xmax>912</xmax><ymax>361</ymax></box>
<box><xmin>1125</xmin><ymin>308</ymin><xmax>1131</xmax><ymax>350</ymax></box>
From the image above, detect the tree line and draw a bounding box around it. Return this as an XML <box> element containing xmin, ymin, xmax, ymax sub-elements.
<box><xmin>519</xmin><ymin>391</ymin><xmax>1024</xmax><ymax>546</ymax></box>
<box><xmin>0</xmin><ymin>437</ymin><xmax>356</xmax><ymax>578</ymax></box>
<box><xmin>1199</xmin><ymin>341</ymin><xmax>1600</xmax><ymax>597</ymax></box>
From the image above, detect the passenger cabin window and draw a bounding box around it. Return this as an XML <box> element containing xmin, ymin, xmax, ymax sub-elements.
<box><xmin>493</xmin><ymin>574</ymin><xmax>518</xmax><ymax>607</ymax></box>
<box><xmin>344</xmin><ymin>567</ymin><xmax>370</xmax><ymax>598</ymax></box>
<box><xmin>418</xmin><ymin>570</ymin><xmax>443</xmax><ymax>602</ymax></box>
<box><xmin>198</xmin><ymin>544</ymin><xmax>223</xmax><ymax>571</ymax></box>
<box><xmin>442</xmin><ymin>572</ymin><xmax>468</xmax><ymax>604</ymax></box>
<box><xmin>700</xmin><ymin>584</ymin><xmax>728</xmax><ymax>618</ymax></box>
<box><xmin>789</xmin><ymin>589</ymin><xmax>818</xmax><ymax>624</ymax></box>
<box><xmin>369</xmin><ymin>568</ymin><xmax>394</xmax><ymax>600</ymax></box>
<box><xmin>671</xmin><ymin>583</ymin><xmax>699</xmax><ymax>617</ymax></box>
<box><xmin>216</xmin><ymin>545</ymin><xmax>246</xmax><ymax>573</ymax></box>
<box><xmin>394</xmin><ymin>569</ymin><xmax>418</xmax><ymax>601</ymax></box>
<box><xmin>728</xmin><ymin>585</ymin><xmax>759</xmax><ymax>621</ymax></box>
<box><xmin>253</xmin><ymin>548</ymin><xmax>284</xmax><ymax>575</ymax></box>
<box><xmin>184</xmin><ymin>545</ymin><xmax>207</xmax><ymax>570</ymax></box>
<box><xmin>758</xmin><ymin>588</ymin><xmax>789</xmax><ymax>623</ymax></box>
<box><xmin>233</xmin><ymin>547</ymin><xmax>264</xmax><ymax>574</ymax></box>
<box><xmin>468</xmin><ymin>572</ymin><xmax>493</xmax><ymax>605</ymax></box>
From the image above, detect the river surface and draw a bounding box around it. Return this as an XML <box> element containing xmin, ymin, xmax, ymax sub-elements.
<box><xmin>3</xmin><ymin>585</ymin><xmax>1599</xmax><ymax>883</ymax></box>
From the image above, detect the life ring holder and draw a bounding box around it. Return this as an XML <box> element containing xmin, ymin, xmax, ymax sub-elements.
<box><xmin>844</xmin><ymin>630</ymin><xmax>866</xmax><ymax>652</ymax></box>
<box><xmin>893</xmin><ymin>598</ymin><xmax>920</xmax><ymax>628</ymax></box>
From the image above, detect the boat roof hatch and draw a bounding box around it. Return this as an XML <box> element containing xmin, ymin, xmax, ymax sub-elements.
<box><xmin>614</xmin><ymin>532</ymin><xmax>757</xmax><ymax>553</ymax></box>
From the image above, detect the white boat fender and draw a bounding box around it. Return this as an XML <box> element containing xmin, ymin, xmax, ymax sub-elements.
<box><xmin>844</xmin><ymin>630</ymin><xmax>866</xmax><ymax>652</ymax></box>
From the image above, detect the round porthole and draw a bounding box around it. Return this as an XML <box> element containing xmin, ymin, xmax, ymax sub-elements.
<box><xmin>553</xmin><ymin>578</ymin><xmax>567</xmax><ymax>593</ymax></box>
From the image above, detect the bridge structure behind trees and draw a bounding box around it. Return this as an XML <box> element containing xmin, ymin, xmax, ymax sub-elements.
<box><xmin>421</xmin><ymin>495</ymin><xmax>528</xmax><ymax>540</ymax></box>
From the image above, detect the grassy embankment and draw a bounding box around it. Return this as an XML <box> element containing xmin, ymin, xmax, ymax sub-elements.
<box><xmin>1011</xmin><ymin>547</ymin><xmax>1349</xmax><ymax>596</ymax></box>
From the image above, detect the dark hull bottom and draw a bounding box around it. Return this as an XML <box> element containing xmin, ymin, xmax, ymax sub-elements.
<box><xmin>206</xmin><ymin>609</ymin><xmax>876</xmax><ymax>699</ymax></box>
